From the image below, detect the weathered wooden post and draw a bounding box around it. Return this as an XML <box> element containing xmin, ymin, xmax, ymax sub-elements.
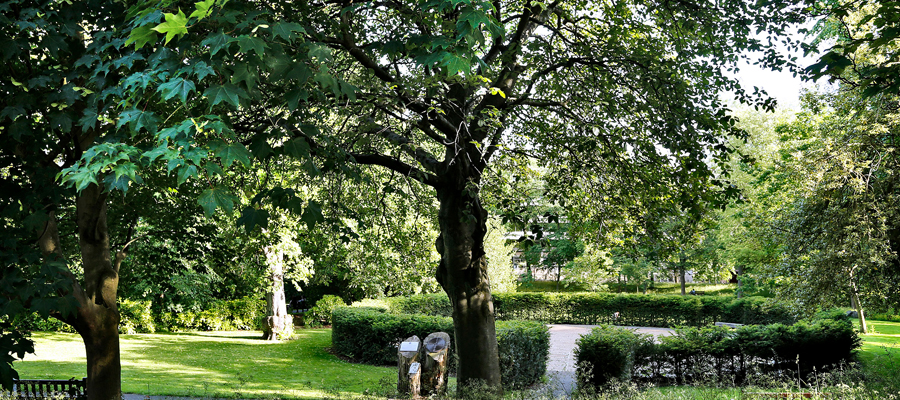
<box><xmin>421</xmin><ymin>332</ymin><xmax>451</xmax><ymax>396</ymax></box>
<box><xmin>398</xmin><ymin>335</ymin><xmax>421</xmax><ymax>398</ymax></box>
<box><xmin>408</xmin><ymin>362</ymin><xmax>422</xmax><ymax>399</ymax></box>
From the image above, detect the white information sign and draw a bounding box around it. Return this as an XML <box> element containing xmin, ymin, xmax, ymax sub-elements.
<box><xmin>399</xmin><ymin>341</ymin><xmax>419</xmax><ymax>352</ymax></box>
<box><xmin>408</xmin><ymin>362</ymin><xmax>420</xmax><ymax>374</ymax></box>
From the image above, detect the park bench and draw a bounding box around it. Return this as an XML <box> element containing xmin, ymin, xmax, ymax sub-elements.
<box><xmin>12</xmin><ymin>378</ymin><xmax>86</xmax><ymax>400</ymax></box>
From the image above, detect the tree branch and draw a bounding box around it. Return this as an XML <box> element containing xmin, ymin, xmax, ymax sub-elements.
<box><xmin>350</xmin><ymin>152</ymin><xmax>441</xmax><ymax>187</ymax></box>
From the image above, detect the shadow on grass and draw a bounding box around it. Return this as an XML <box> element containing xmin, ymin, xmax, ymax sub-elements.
<box><xmin>19</xmin><ymin>329</ymin><xmax>394</xmax><ymax>399</ymax></box>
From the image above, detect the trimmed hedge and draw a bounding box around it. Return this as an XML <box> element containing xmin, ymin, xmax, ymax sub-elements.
<box><xmin>376</xmin><ymin>292</ymin><xmax>795</xmax><ymax>327</ymax></box>
<box><xmin>575</xmin><ymin>318</ymin><xmax>861</xmax><ymax>388</ymax></box>
<box><xmin>331</xmin><ymin>307</ymin><xmax>549</xmax><ymax>389</ymax></box>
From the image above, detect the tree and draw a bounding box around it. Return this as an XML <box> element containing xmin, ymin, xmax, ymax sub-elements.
<box><xmin>0</xmin><ymin>0</ymin><xmax>141</xmax><ymax>396</ymax></box>
<box><xmin>759</xmin><ymin>89</ymin><xmax>900</xmax><ymax>333</ymax></box>
<box><xmin>51</xmin><ymin>0</ymin><xmax>803</xmax><ymax>393</ymax></box>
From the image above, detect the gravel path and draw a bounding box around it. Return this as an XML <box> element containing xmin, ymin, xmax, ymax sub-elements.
<box><xmin>543</xmin><ymin>324</ymin><xmax>675</xmax><ymax>398</ymax></box>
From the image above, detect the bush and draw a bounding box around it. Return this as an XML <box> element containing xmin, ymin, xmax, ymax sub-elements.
<box><xmin>154</xmin><ymin>296</ymin><xmax>266</xmax><ymax>332</ymax></box>
<box><xmin>575</xmin><ymin>319</ymin><xmax>861</xmax><ymax>389</ymax></box>
<box><xmin>331</xmin><ymin>307</ymin><xmax>549</xmax><ymax>389</ymax></box>
<box><xmin>306</xmin><ymin>295</ymin><xmax>347</xmax><ymax>327</ymax></box>
<box><xmin>119</xmin><ymin>299</ymin><xmax>155</xmax><ymax>334</ymax></box>
<box><xmin>379</xmin><ymin>292</ymin><xmax>795</xmax><ymax>327</ymax></box>
<box><xmin>575</xmin><ymin>325</ymin><xmax>652</xmax><ymax>387</ymax></box>
<box><xmin>496</xmin><ymin>320</ymin><xmax>551</xmax><ymax>389</ymax></box>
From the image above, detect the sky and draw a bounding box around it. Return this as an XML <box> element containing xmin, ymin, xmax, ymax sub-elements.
<box><xmin>727</xmin><ymin>25</ymin><xmax>829</xmax><ymax>110</ymax></box>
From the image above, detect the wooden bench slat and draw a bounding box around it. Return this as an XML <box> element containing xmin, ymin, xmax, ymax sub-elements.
<box><xmin>12</xmin><ymin>379</ymin><xmax>87</xmax><ymax>400</ymax></box>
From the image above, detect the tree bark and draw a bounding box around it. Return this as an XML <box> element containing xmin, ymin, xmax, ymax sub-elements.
<box><xmin>262</xmin><ymin>245</ymin><xmax>291</xmax><ymax>340</ymax></box>
<box><xmin>735</xmin><ymin>264</ymin><xmax>745</xmax><ymax>298</ymax></box>
<box><xmin>397</xmin><ymin>335</ymin><xmax>421</xmax><ymax>397</ymax></box>
<box><xmin>679</xmin><ymin>257</ymin><xmax>687</xmax><ymax>296</ymax></box>
<box><xmin>434</xmin><ymin>186</ymin><xmax>502</xmax><ymax>392</ymax></box>
<box><xmin>850</xmin><ymin>269</ymin><xmax>868</xmax><ymax>334</ymax></box>
<box><xmin>69</xmin><ymin>184</ymin><xmax>122</xmax><ymax>400</ymax></box>
<box><xmin>421</xmin><ymin>332</ymin><xmax>450</xmax><ymax>396</ymax></box>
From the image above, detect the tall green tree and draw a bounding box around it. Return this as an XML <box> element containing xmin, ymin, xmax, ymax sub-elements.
<box><xmin>761</xmin><ymin>89</ymin><xmax>900</xmax><ymax>333</ymax></box>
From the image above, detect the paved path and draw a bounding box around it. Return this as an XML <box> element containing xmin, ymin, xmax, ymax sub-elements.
<box><xmin>543</xmin><ymin>324</ymin><xmax>674</xmax><ymax>398</ymax></box>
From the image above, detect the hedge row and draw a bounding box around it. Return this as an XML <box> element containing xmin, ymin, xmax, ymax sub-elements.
<box><xmin>331</xmin><ymin>307</ymin><xmax>549</xmax><ymax>389</ymax></box>
<box><xmin>372</xmin><ymin>292</ymin><xmax>795</xmax><ymax>327</ymax></box>
<box><xmin>575</xmin><ymin>318</ymin><xmax>860</xmax><ymax>388</ymax></box>
<box><xmin>24</xmin><ymin>297</ymin><xmax>267</xmax><ymax>334</ymax></box>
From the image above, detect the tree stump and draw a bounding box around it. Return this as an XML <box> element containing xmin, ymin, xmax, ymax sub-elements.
<box><xmin>397</xmin><ymin>335</ymin><xmax>421</xmax><ymax>397</ymax></box>
<box><xmin>421</xmin><ymin>332</ymin><xmax>451</xmax><ymax>396</ymax></box>
<box><xmin>408</xmin><ymin>362</ymin><xmax>421</xmax><ymax>399</ymax></box>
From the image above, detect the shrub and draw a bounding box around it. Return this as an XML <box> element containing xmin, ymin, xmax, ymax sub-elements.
<box><xmin>331</xmin><ymin>307</ymin><xmax>549</xmax><ymax>389</ymax></box>
<box><xmin>154</xmin><ymin>296</ymin><xmax>266</xmax><ymax>332</ymax></box>
<box><xmin>575</xmin><ymin>325</ymin><xmax>651</xmax><ymax>387</ymax></box>
<box><xmin>119</xmin><ymin>299</ymin><xmax>155</xmax><ymax>334</ymax></box>
<box><xmin>306</xmin><ymin>295</ymin><xmax>347</xmax><ymax>327</ymax></box>
<box><xmin>381</xmin><ymin>292</ymin><xmax>795</xmax><ymax>327</ymax></box>
<box><xmin>496</xmin><ymin>320</ymin><xmax>551</xmax><ymax>389</ymax></box>
<box><xmin>575</xmin><ymin>319</ymin><xmax>861</xmax><ymax>389</ymax></box>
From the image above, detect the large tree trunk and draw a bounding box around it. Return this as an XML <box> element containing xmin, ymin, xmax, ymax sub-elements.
<box><xmin>679</xmin><ymin>257</ymin><xmax>687</xmax><ymax>296</ymax></box>
<box><xmin>434</xmin><ymin>187</ymin><xmax>502</xmax><ymax>392</ymax></box>
<box><xmin>68</xmin><ymin>184</ymin><xmax>122</xmax><ymax>400</ymax></box>
<box><xmin>262</xmin><ymin>245</ymin><xmax>292</xmax><ymax>340</ymax></box>
<box><xmin>735</xmin><ymin>264</ymin><xmax>745</xmax><ymax>298</ymax></box>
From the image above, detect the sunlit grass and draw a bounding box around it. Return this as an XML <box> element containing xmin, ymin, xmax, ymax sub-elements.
<box><xmin>15</xmin><ymin>329</ymin><xmax>394</xmax><ymax>399</ymax></box>
<box><xmin>855</xmin><ymin>319</ymin><xmax>900</xmax><ymax>390</ymax></box>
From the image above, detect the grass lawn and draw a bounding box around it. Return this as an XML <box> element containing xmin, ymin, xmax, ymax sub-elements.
<box><xmin>856</xmin><ymin>319</ymin><xmax>900</xmax><ymax>387</ymax></box>
<box><xmin>15</xmin><ymin>329</ymin><xmax>394</xmax><ymax>399</ymax></box>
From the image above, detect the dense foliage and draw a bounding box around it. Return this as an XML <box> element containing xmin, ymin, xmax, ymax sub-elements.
<box><xmin>576</xmin><ymin>318</ymin><xmax>860</xmax><ymax>388</ymax></box>
<box><xmin>367</xmin><ymin>293</ymin><xmax>795</xmax><ymax>327</ymax></box>
<box><xmin>331</xmin><ymin>307</ymin><xmax>549</xmax><ymax>389</ymax></box>
<box><xmin>304</xmin><ymin>295</ymin><xmax>346</xmax><ymax>327</ymax></box>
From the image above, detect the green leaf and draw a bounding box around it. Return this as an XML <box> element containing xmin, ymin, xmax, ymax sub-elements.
<box><xmin>234</xmin><ymin>35</ymin><xmax>268</xmax><ymax>56</ymax></box>
<box><xmin>117</xmin><ymin>109</ymin><xmax>159</xmax><ymax>135</ymax></box>
<box><xmin>231</xmin><ymin>64</ymin><xmax>258</xmax><ymax>89</ymax></box>
<box><xmin>237</xmin><ymin>207</ymin><xmax>270</xmax><ymax>232</ymax></box>
<box><xmin>157</xmin><ymin>77</ymin><xmax>196</xmax><ymax>103</ymax></box>
<box><xmin>204</xmin><ymin>162</ymin><xmax>224</xmax><ymax>176</ymax></box>
<box><xmin>204</xmin><ymin>83</ymin><xmax>246</xmax><ymax>108</ymax></box>
<box><xmin>189</xmin><ymin>0</ymin><xmax>215</xmax><ymax>21</ymax></box>
<box><xmin>176</xmin><ymin>164</ymin><xmax>198</xmax><ymax>185</ymax></box>
<box><xmin>198</xmin><ymin>187</ymin><xmax>239</xmax><ymax>216</ymax></box>
<box><xmin>271</xmin><ymin>22</ymin><xmax>306</xmax><ymax>41</ymax></box>
<box><xmin>201</xmin><ymin>32</ymin><xmax>231</xmax><ymax>56</ymax></box>
<box><xmin>300</xmin><ymin>200</ymin><xmax>323</xmax><ymax>229</ymax></box>
<box><xmin>214</xmin><ymin>142</ymin><xmax>252</xmax><ymax>168</ymax></box>
<box><xmin>442</xmin><ymin>53</ymin><xmax>470</xmax><ymax>75</ymax></box>
<box><xmin>152</xmin><ymin>9</ymin><xmax>189</xmax><ymax>44</ymax></box>
<box><xmin>284</xmin><ymin>137</ymin><xmax>310</xmax><ymax>160</ymax></box>
<box><xmin>192</xmin><ymin>61</ymin><xmax>216</xmax><ymax>81</ymax></box>
<box><xmin>126</xmin><ymin>25</ymin><xmax>159</xmax><ymax>50</ymax></box>
<box><xmin>308</xmin><ymin>44</ymin><xmax>332</xmax><ymax>62</ymax></box>
<box><xmin>142</xmin><ymin>145</ymin><xmax>168</xmax><ymax>163</ymax></box>
<box><xmin>249</xmin><ymin>134</ymin><xmax>273</xmax><ymax>159</ymax></box>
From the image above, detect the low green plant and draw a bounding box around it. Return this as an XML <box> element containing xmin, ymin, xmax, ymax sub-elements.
<box><xmin>575</xmin><ymin>325</ymin><xmax>652</xmax><ymax>388</ymax></box>
<box><xmin>331</xmin><ymin>307</ymin><xmax>549</xmax><ymax>390</ymax></box>
<box><xmin>372</xmin><ymin>292</ymin><xmax>795</xmax><ymax>327</ymax></box>
<box><xmin>305</xmin><ymin>295</ymin><xmax>347</xmax><ymax>327</ymax></box>
<box><xmin>576</xmin><ymin>317</ymin><xmax>860</xmax><ymax>390</ymax></box>
<box><xmin>119</xmin><ymin>299</ymin><xmax>155</xmax><ymax>334</ymax></box>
